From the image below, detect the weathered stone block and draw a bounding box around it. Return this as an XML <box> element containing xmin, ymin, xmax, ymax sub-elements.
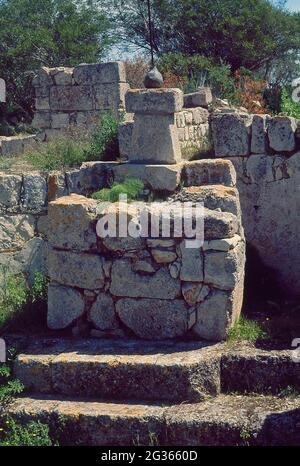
<box><xmin>268</xmin><ymin>116</ymin><xmax>296</xmax><ymax>152</ymax></box>
<box><xmin>73</xmin><ymin>62</ymin><xmax>127</xmax><ymax>85</ymax></box>
<box><xmin>33</xmin><ymin>67</ymin><xmax>52</xmax><ymax>87</ymax></box>
<box><xmin>112</xmin><ymin>163</ymin><xmax>182</xmax><ymax>192</ymax></box>
<box><xmin>22</xmin><ymin>174</ymin><xmax>47</xmax><ymax>211</ymax></box>
<box><xmin>203</xmin><ymin>235</ymin><xmax>241</xmax><ymax>252</ymax></box>
<box><xmin>183</xmin><ymin>159</ymin><xmax>236</xmax><ymax>187</ymax></box>
<box><xmin>182</xmin><ymin>282</ymin><xmax>209</xmax><ymax>305</ymax></box>
<box><xmin>52</xmin><ymin>68</ymin><xmax>73</xmax><ymax>86</ymax></box>
<box><xmin>35</xmin><ymin>97</ymin><xmax>50</xmax><ymax>111</ymax></box>
<box><xmin>0</xmin><ymin>173</ymin><xmax>22</xmax><ymax>211</ymax></box>
<box><xmin>110</xmin><ymin>259</ymin><xmax>181</xmax><ymax>299</ymax></box>
<box><xmin>94</xmin><ymin>83</ymin><xmax>129</xmax><ymax>110</ymax></box>
<box><xmin>0</xmin><ymin>215</ymin><xmax>35</xmax><ymax>251</ymax></box>
<box><xmin>193</xmin><ymin>289</ymin><xmax>232</xmax><ymax>340</ymax></box>
<box><xmin>118</xmin><ymin>121</ymin><xmax>134</xmax><ymax>158</ymax></box>
<box><xmin>88</xmin><ymin>293</ymin><xmax>118</xmax><ymax>330</ymax></box>
<box><xmin>180</xmin><ymin>242</ymin><xmax>203</xmax><ymax>282</ymax></box>
<box><xmin>251</xmin><ymin>115</ymin><xmax>270</xmax><ymax>154</ymax></box>
<box><xmin>204</xmin><ymin>209</ymin><xmax>239</xmax><ymax>239</ymax></box>
<box><xmin>128</xmin><ymin>113</ymin><xmax>182</xmax><ymax>164</ymax></box>
<box><xmin>116</xmin><ymin>298</ymin><xmax>192</xmax><ymax>339</ymax></box>
<box><xmin>183</xmin><ymin>88</ymin><xmax>212</xmax><ymax>108</ymax></box>
<box><xmin>48</xmin><ymin>249</ymin><xmax>105</xmax><ymax>290</ymax></box>
<box><xmin>47</xmin><ymin>284</ymin><xmax>85</xmax><ymax>329</ymax></box>
<box><xmin>126</xmin><ymin>89</ymin><xmax>183</xmax><ymax>114</ymax></box>
<box><xmin>211</xmin><ymin>113</ymin><xmax>252</xmax><ymax>157</ymax></box>
<box><xmin>51</xmin><ymin>113</ymin><xmax>70</xmax><ymax>129</ymax></box>
<box><xmin>204</xmin><ymin>241</ymin><xmax>245</xmax><ymax>290</ymax></box>
<box><xmin>48</xmin><ymin>194</ymin><xmax>98</xmax><ymax>251</ymax></box>
<box><xmin>50</xmin><ymin>85</ymin><xmax>93</xmax><ymax>111</ymax></box>
<box><xmin>32</xmin><ymin>112</ymin><xmax>51</xmax><ymax>129</ymax></box>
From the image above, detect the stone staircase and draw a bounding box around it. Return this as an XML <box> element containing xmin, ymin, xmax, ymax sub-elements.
<box><xmin>8</xmin><ymin>337</ymin><xmax>300</xmax><ymax>446</ymax></box>
<box><xmin>7</xmin><ymin>158</ymin><xmax>300</xmax><ymax>445</ymax></box>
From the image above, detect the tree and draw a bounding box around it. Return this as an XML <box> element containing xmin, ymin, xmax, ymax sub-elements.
<box><xmin>110</xmin><ymin>0</ymin><xmax>300</xmax><ymax>73</ymax></box>
<box><xmin>0</xmin><ymin>0</ymin><xmax>113</xmax><ymax>128</ymax></box>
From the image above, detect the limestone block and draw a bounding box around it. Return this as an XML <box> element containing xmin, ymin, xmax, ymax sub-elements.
<box><xmin>112</xmin><ymin>163</ymin><xmax>182</xmax><ymax>192</ymax></box>
<box><xmin>0</xmin><ymin>215</ymin><xmax>35</xmax><ymax>251</ymax></box>
<box><xmin>50</xmin><ymin>85</ymin><xmax>94</xmax><ymax>111</ymax></box>
<box><xmin>172</xmin><ymin>185</ymin><xmax>240</xmax><ymax>216</ymax></box>
<box><xmin>211</xmin><ymin>113</ymin><xmax>252</xmax><ymax>157</ymax></box>
<box><xmin>203</xmin><ymin>235</ymin><xmax>241</xmax><ymax>252</ymax></box>
<box><xmin>118</xmin><ymin>121</ymin><xmax>134</xmax><ymax>158</ymax></box>
<box><xmin>48</xmin><ymin>249</ymin><xmax>105</xmax><ymax>290</ymax></box>
<box><xmin>193</xmin><ymin>290</ymin><xmax>232</xmax><ymax>341</ymax></box>
<box><xmin>125</xmin><ymin>89</ymin><xmax>183</xmax><ymax>114</ymax></box>
<box><xmin>35</xmin><ymin>97</ymin><xmax>50</xmax><ymax>111</ymax></box>
<box><xmin>204</xmin><ymin>209</ymin><xmax>239</xmax><ymax>239</ymax></box>
<box><xmin>47</xmin><ymin>284</ymin><xmax>85</xmax><ymax>329</ymax></box>
<box><xmin>204</xmin><ymin>241</ymin><xmax>245</xmax><ymax>290</ymax></box>
<box><xmin>183</xmin><ymin>159</ymin><xmax>236</xmax><ymax>187</ymax></box>
<box><xmin>32</xmin><ymin>112</ymin><xmax>51</xmax><ymax>129</ymax></box>
<box><xmin>182</xmin><ymin>282</ymin><xmax>209</xmax><ymax>305</ymax></box>
<box><xmin>128</xmin><ymin>113</ymin><xmax>182</xmax><ymax>164</ymax></box>
<box><xmin>0</xmin><ymin>173</ymin><xmax>22</xmax><ymax>211</ymax></box>
<box><xmin>110</xmin><ymin>259</ymin><xmax>181</xmax><ymax>299</ymax></box>
<box><xmin>48</xmin><ymin>194</ymin><xmax>98</xmax><ymax>251</ymax></box>
<box><xmin>268</xmin><ymin>116</ymin><xmax>296</xmax><ymax>152</ymax></box>
<box><xmin>93</xmin><ymin>83</ymin><xmax>129</xmax><ymax>110</ymax></box>
<box><xmin>251</xmin><ymin>115</ymin><xmax>270</xmax><ymax>154</ymax></box>
<box><xmin>73</xmin><ymin>62</ymin><xmax>127</xmax><ymax>85</ymax></box>
<box><xmin>47</xmin><ymin>171</ymin><xmax>68</xmax><ymax>202</ymax></box>
<box><xmin>147</xmin><ymin>239</ymin><xmax>175</xmax><ymax>248</ymax></box>
<box><xmin>52</xmin><ymin>68</ymin><xmax>73</xmax><ymax>85</ymax></box>
<box><xmin>116</xmin><ymin>298</ymin><xmax>191</xmax><ymax>339</ymax></box>
<box><xmin>0</xmin><ymin>137</ymin><xmax>23</xmax><ymax>157</ymax></box>
<box><xmin>13</xmin><ymin>237</ymin><xmax>48</xmax><ymax>284</ymax></box>
<box><xmin>151</xmin><ymin>249</ymin><xmax>177</xmax><ymax>264</ymax></box>
<box><xmin>191</xmin><ymin>108</ymin><xmax>209</xmax><ymax>124</ymax></box>
<box><xmin>35</xmin><ymin>86</ymin><xmax>50</xmax><ymax>98</ymax></box>
<box><xmin>179</xmin><ymin>242</ymin><xmax>203</xmax><ymax>282</ymax></box>
<box><xmin>22</xmin><ymin>174</ymin><xmax>47</xmax><ymax>211</ymax></box>
<box><xmin>88</xmin><ymin>293</ymin><xmax>119</xmax><ymax>330</ymax></box>
<box><xmin>33</xmin><ymin>67</ymin><xmax>52</xmax><ymax>87</ymax></box>
<box><xmin>51</xmin><ymin>113</ymin><xmax>70</xmax><ymax>129</ymax></box>
<box><xmin>132</xmin><ymin>259</ymin><xmax>156</xmax><ymax>274</ymax></box>
<box><xmin>183</xmin><ymin>88</ymin><xmax>212</xmax><ymax>108</ymax></box>
<box><xmin>102</xmin><ymin>237</ymin><xmax>144</xmax><ymax>253</ymax></box>
<box><xmin>66</xmin><ymin>162</ymin><xmax>113</xmax><ymax>196</ymax></box>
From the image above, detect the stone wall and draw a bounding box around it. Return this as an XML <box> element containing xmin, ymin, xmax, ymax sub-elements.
<box><xmin>211</xmin><ymin>113</ymin><xmax>300</xmax><ymax>297</ymax></box>
<box><xmin>47</xmin><ymin>189</ymin><xmax>245</xmax><ymax>342</ymax></box>
<box><xmin>32</xmin><ymin>62</ymin><xmax>129</xmax><ymax>141</ymax></box>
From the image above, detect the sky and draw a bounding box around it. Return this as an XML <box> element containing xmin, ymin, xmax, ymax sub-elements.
<box><xmin>286</xmin><ymin>0</ymin><xmax>300</xmax><ymax>11</ymax></box>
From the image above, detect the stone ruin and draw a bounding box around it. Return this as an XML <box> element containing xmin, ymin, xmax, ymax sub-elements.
<box><xmin>1</xmin><ymin>61</ymin><xmax>300</xmax><ymax>342</ymax></box>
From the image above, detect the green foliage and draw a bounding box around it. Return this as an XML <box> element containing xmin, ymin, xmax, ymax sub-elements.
<box><xmin>0</xmin><ymin>365</ymin><xmax>24</xmax><ymax>410</ymax></box>
<box><xmin>92</xmin><ymin>178</ymin><xmax>144</xmax><ymax>202</ymax></box>
<box><xmin>23</xmin><ymin>137</ymin><xmax>90</xmax><ymax>171</ymax></box>
<box><xmin>0</xmin><ymin>418</ymin><xmax>52</xmax><ymax>446</ymax></box>
<box><xmin>228</xmin><ymin>316</ymin><xmax>267</xmax><ymax>343</ymax></box>
<box><xmin>0</xmin><ymin>0</ymin><xmax>113</xmax><ymax>130</ymax></box>
<box><xmin>86</xmin><ymin>112</ymin><xmax>121</xmax><ymax>162</ymax></box>
<box><xmin>280</xmin><ymin>87</ymin><xmax>300</xmax><ymax>119</ymax></box>
<box><xmin>157</xmin><ymin>53</ymin><xmax>237</xmax><ymax>101</ymax></box>
<box><xmin>0</xmin><ymin>270</ymin><xmax>48</xmax><ymax>333</ymax></box>
<box><xmin>112</xmin><ymin>0</ymin><xmax>300</xmax><ymax>76</ymax></box>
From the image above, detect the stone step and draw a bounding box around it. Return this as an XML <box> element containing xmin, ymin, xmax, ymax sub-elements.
<box><xmin>9</xmin><ymin>393</ymin><xmax>300</xmax><ymax>445</ymax></box>
<box><xmin>13</xmin><ymin>338</ymin><xmax>222</xmax><ymax>403</ymax></box>
<box><xmin>13</xmin><ymin>337</ymin><xmax>300</xmax><ymax>401</ymax></box>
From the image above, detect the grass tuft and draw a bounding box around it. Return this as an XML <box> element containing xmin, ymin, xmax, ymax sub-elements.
<box><xmin>228</xmin><ymin>316</ymin><xmax>267</xmax><ymax>344</ymax></box>
<box><xmin>92</xmin><ymin>178</ymin><xmax>144</xmax><ymax>202</ymax></box>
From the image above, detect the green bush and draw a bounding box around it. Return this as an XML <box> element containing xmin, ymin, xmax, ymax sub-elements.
<box><xmin>0</xmin><ymin>270</ymin><xmax>48</xmax><ymax>333</ymax></box>
<box><xmin>157</xmin><ymin>53</ymin><xmax>237</xmax><ymax>102</ymax></box>
<box><xmin>228</xmin><ymin>316</ymin><xmax>267</xmax><ymax>344</ymax></box>
<box><xmin>23</xmin><ymin>137</ymin><xmax>89</xmax><ymax>171</ymax></box>
<box><xmin>280</xmin><ymin>87</ymin><xmax>300</xmax><ymax>119</ymax></box>
<box><xmin>86</xmin><ymin>111</ymin><xmax>121</xmax><ymax>162</ymax></box>
<box><xmin>92</xmin><ymin>178</ymin><xmax>144</xmax><ymax>202</ymax></box>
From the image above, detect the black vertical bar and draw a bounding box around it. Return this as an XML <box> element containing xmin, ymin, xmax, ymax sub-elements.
<box><xmin>147</xmin><ymin>0</ymin><xmax>154</xmax><ymax>67</ymax></box>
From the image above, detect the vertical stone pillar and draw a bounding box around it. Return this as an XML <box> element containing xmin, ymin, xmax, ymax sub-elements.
<box><xmin>125</xmin><ymin>88</ymin><xmax>183</xmax><ymax>164</ymax></box>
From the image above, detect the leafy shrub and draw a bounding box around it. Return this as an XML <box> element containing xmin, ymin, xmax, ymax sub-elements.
<box><xmin>157</xmin><ymin>53</ymin><xmax>237</xmax><ymax>102</ymax></box>
<box><xmin>228</xmin><ymin>316</ymin><xmax>267</xmax><ymax>344</ymax></box>
<box><xmin>0</xmin><ymin>365</ymin><xmax>24</xmax><ymax>411</ymax></box>
<box><xmin>280</xmin><ymin>87</ymin><xmax>300</xmax><ymax>119</ymax></box>
<box><xmin>234</xmin><ymin>69</ymin><xmax>268</xmax><ymax>114</ymax></box>
<box><xmin>86</xmin><ymin>111</ymin><xmax>121</xmax><ymax>162</ymax></box>
<box><xmin>0</xmin><ymin>418</ymin><xmax>52</xmax><ymax>446</ymax></box>
<box><xmin>0</xmin><ymin>270</ymin><xmax>48</xmax><ymax>333</ymax></box>
<box><xmin>23</xmin><ymin>137</ymin><xmax>89</xmax><ymax>171</ymax></box>
<box><xmin>92</xmin><ymin>178</ymin><xmax>144</xmax><ymax>202</ymax></box>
